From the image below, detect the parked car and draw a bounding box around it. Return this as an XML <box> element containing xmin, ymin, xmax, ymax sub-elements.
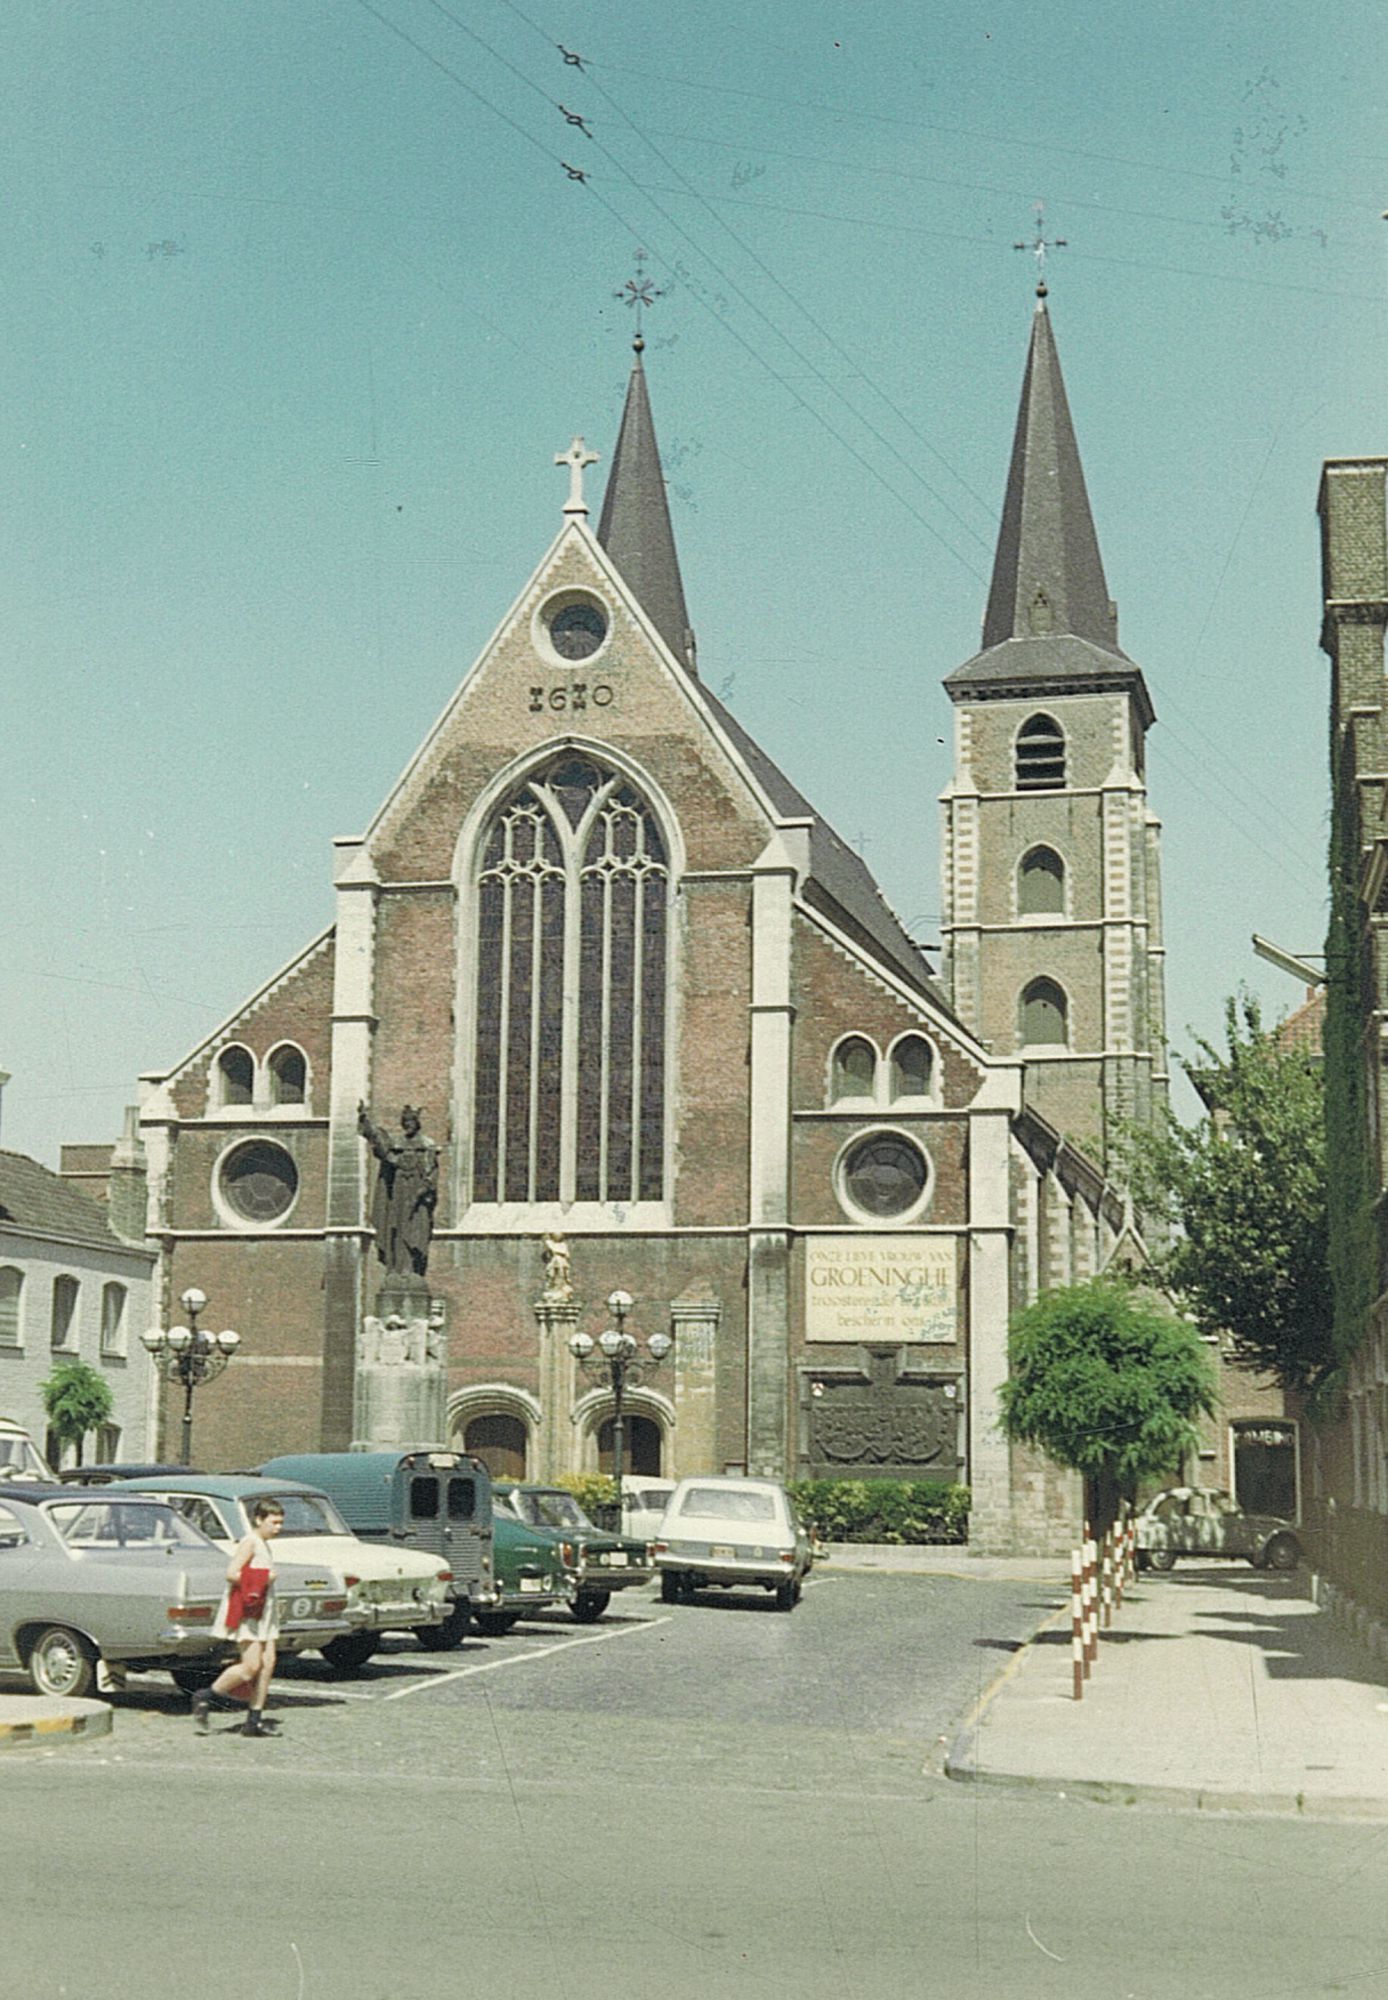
<box><xmin>619</xmin><ymin>1476</ymin><xmax>678</xmax><ymax>1544</ymax></box>
<box><xmin>473</xmin><ymin>1511</ymin><xmax>574</xmax><ymax>1635</ymax></box>
<box><xmin>58</xmin><ymin>1464</ymin><xmax>192</xmax><ymax>1486</ymax></box>
<box><xmin>492</xmin><ymin>1483</ymin><xmax>655</xmax><ymax>1622</ymax></box>
<box><xmin>0</xmin><ymin>1421</ymin><xmax>57</xmax><ymax>1484</ymax></box>
<box><xmin>653</xmin><ymin>1475</ymin><xmax>812</xmax><ymax>1609</ymax></box>
<box><xmin>115</xmin><ymin>1473</ymin><xmax>453</xmax><ymax>1669</ymax></box>
<box><xmin>1135</xmin><ymin>1487</ymin><xmax>1301</xmax><ymax>1572</ymax></box>
<box><xmin>256</xmin><ymin>1449</ymin><xmax>498</xmax><ymax>1643</ymax></box>
<box><xmin>0</xmin><ymin>1482</ymin><xmax>349</xmax><ymax>1698</ymax></box>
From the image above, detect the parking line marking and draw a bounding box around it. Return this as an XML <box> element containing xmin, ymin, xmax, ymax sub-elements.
<box><xmin>381</xmin><ymin>1616</ymin><xmax>672</xmax><ymax>1700</ymax></box>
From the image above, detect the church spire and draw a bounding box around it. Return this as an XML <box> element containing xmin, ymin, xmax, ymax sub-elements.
<box><xmin>980</xmin><ymin>295</ymin><xmax>1119</xmax><ymax>653</ymax></box>
<box><xmin>596</xmin><ymin>336</ymin><xmax>697</xmax><ymax>674</ymax></box>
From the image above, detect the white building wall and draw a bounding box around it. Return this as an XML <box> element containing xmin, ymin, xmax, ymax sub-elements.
<box><xmin>0</xmin><ymin>1230</ymin><xmax>156</xmax><ymax>1464</ymax></box>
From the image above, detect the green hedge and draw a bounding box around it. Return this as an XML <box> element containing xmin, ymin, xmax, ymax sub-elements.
<box><xmin>787</xmin><ymin>1478</ymin><xmax>970</xmax><ymax>1545</ymax></box>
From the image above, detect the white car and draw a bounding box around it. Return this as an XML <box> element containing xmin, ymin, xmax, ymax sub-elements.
<box><xmin>619</xmin><ymin>1476</ymin><xmax>677</xmax><ymax>1544</ymax></box>
<box><xmin>0</xmin><ymin>1420</ymin><xmax>57</xmax><ymax>1483</ymax></box>
<box><xmin>653</xmin><ymin>1475</ymin><xmax>812</xmax><ymax>1611</ymax></box>
<box><xmin>115</xmin><ymin>1473</ymin><xmax>454</xmax><ymax>1668</ymax></box>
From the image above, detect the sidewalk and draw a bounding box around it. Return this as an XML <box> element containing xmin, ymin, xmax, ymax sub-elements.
<box><xmin>822</xmin><ymin>1543</ymin><xmax>1064</xmax><ymax>1580</ymax></box>
<box><xmin>947</xmin><ymin>1563</ymin><xmax>1388</xmax><ymax>1819</ymax></box>
<box><xmin>0</xmin><ymin>1692</ymin><xmax>112</xmax><ymax>1749</ymax></box>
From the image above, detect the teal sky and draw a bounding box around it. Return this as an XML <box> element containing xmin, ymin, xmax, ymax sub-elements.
<box><xmin>4</xmin><ymin>2</ymin><xmax>1385</xmax><ymax>1165</ymax></box>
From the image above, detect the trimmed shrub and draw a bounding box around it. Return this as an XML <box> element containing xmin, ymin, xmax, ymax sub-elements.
<box><xmin>787</xmin><ymin>1478</ymin><xmax>970</xmax><ymax>1545</ymax></box>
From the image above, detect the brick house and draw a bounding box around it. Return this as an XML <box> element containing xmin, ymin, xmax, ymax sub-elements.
<box><xmin>128</xmin><ymin>301</ymin><xmax>1165</xmax><ymax>1553</ymax></box>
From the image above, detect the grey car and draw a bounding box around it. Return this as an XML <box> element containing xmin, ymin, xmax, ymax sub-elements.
<box><xmin>1135</xmin><ymin>1486</ymin><xmax>1301</xmax><ymax>1572</ymax></box>
<box><xmin>0</xmin><ymin>1482</ymin><xmax>354</xmax><ymax>1698</ymax></box>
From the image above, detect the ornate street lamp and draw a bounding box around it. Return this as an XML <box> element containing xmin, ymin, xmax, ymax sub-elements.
<box><xmin>141</xmin><ymin>1288</ymin><xmax>241</xmax><ymax>1467</ymax></box>
<box><xmin>569</xmin><ymin>1290</ymin><xmax>671</xmax><ymax>1501</ymax></box>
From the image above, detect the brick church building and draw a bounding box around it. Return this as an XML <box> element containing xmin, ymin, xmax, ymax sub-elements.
<box><xmin>129</xmin><ymin>290</ymin><xmax>1168</xmax><ymax>1553</ymax></box>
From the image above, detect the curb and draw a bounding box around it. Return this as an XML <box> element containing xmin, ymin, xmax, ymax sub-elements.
<box><xmin>942</xmin><ymin>1597</ymin><xmax>1069</xmax><ymax>1784</ymax></box>
<box><xmin>0</xmin><ymin>1699</ymin><xmax>112</xmax><ymax>1750</ymax></box>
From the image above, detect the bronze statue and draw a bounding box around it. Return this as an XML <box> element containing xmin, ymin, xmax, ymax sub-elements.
<box><xmin>357</xmin><ymin>1101</ymin><xmax>438</xmax><ymax>1278</ymax></box>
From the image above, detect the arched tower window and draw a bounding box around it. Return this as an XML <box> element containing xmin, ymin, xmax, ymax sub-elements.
<box><xmin>1018</xmin><ymin>846</ymin><xmax>1065</xmax><ymax>915</ymax></box>
<box><xmin>1021</xmin><ymin>978</ymin><xmax>1068</xmax><ymax>1046</ymax></box>
<box><xmin>216</xmin><ymin>1045</ymin><xmax>254</xmax><ymax>1107</ymax></box>
<box><xmin>890</xmin><ymin>1034</ymin><xmax>934</xmax><ymax>1099</ymax></box>
<box><xmin>267</xmin><ymin>1044</ymin><xmax>307</xmax><ymax>1106</ymax></box>
<box><xmin>830</xmin><ymin>1036</ymin><xmax>877</xmax><ymax>1102</ymax></box>
<box><xmin>472</xmin><ymin>754</ymin><xmax>670</xmax><ymax>1206</ymax></box>
<box><xmin>1015</xmin><ymin>714</ymin><xmax>1066</xmax><ymax>791</ymax></box>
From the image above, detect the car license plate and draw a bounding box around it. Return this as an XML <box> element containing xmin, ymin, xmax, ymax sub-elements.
<box><xmin>606</xmin><ymin>1551</ymin><xmax>628</xmax><ymax>1567</ymax></box>
<box><xmin>710</xmin><ymin>1545</ymin><xmax>736</xmax><ymax>1560</ymax></box>
<box><xmin>519</xmin><ymin>1577</ymin><xmax>544</xmax><ymax>1592</ymax></box>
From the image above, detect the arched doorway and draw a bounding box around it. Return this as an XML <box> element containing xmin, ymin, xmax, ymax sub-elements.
<box><xmin>464</xmin><ymin>1412</ymin><xmax>529</xmax><ymax>1480</ymax></box>
<box><xmin>597</xmin><ymin>1413</ymin><xmax>662</xmax><ymax>1477</ymax></box>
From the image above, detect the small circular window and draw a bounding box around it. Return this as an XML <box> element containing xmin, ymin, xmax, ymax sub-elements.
<box><xmin>838</xmin><ymin>1132</ymin><xmax>929</xmax><ymax>1221</ymax></box>
<box><xmin>549</xmin><ymin>600</ymin><xmax>608</xmax><ymax>661</ymax></box>
<box><xmin>218</xmin><ymin>1140</ymin><xmax>298</xmax><ymax>1225</ymax></box>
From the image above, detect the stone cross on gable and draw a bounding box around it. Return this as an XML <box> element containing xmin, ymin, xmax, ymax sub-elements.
<box><xmin>556</xmin><ymin>435</ymin><xmax>599</xmax><ymax>517</ymax></box>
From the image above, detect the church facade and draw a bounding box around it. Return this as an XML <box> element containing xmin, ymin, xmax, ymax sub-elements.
<box><xmin>131</xmin><ymin>299</ymin><xmax>1165</xmax><ymax>1553</ymax></box>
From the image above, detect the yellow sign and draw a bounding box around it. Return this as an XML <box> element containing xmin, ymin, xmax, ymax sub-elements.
<box><xmin>805</xmin><ymin>1236</ymin><xmax>958</xmax><ymax>1343</ymax></box>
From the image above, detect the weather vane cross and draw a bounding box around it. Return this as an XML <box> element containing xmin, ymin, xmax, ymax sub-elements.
<box><xmin>615</xmin><ymin>246</ymin><xmax>664</xmax><ymax>343</ymax></box>
<box><xmin>1014</xmin><ymin>202</ymin><xmax>1067</xmax><ymax>297</ymax></box>
<box><xmin>555</xmin><ymin>435</ymin><xmax>599</xmax><ymax>516</ymax></box>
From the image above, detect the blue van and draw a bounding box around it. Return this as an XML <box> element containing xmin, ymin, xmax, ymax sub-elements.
<box><xmin>257</xmin><ymin>1448</ymin><xmax>498</xmax><ymax>1644</ymax></box>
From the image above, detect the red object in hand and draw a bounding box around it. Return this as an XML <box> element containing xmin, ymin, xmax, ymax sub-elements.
<box><xmin>227</xmin><ymin>1565</ymin><xmax>271</xmax><ymax>1628</ymax></box>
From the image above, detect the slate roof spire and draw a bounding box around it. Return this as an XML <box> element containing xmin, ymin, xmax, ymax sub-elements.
<box><xmin>980</xmin><ymin>293</ymin><xmax>1118</xmax><ymax>653</ymax></box>
<box><xmin>597</xmin><ymin>336</ymin><xmax>697</xmax><ymax>674</ymax></box>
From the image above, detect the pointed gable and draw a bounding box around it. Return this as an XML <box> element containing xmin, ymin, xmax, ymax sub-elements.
<box><xmin>596</xmin><ymin>339</ymin><xmax>697</xmax><ymax>674</ymax></box>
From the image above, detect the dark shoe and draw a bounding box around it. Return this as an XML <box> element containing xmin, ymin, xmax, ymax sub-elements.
<box><xmin>191</xmin><ymin>1691</ymin><xmax>212</xmax><ymax>1735</ymax></box>
<box><xmin>242</xmin><ymin>1711</ymin><xmax>280</xmax><ymax>1737</ymax></box>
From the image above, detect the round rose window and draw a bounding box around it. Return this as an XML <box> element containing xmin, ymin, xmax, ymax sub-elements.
<box><xmin>219</xmin><ymin>1140</ymin><xmax>298</xmax><ymax>1224</ymax></box>
<box><xmin>839</xmin><ymin>1133</ymin><xmax>928</xmax><ymax>1219</ymax></box>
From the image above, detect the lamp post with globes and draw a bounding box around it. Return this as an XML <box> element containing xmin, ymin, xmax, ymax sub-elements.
<box><xmin>568</xmin><ymin>1291</ymin><xmax>671</xmax><ymax>1503</ymax></box>
<box><xmin>141</xmin><ymin>1288</ymin><xmax>241</xmax><ymax>1467</ymax></box>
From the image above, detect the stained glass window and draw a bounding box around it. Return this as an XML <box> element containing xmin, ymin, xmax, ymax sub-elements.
<box><xmin>474</xmin><ymin>757</ymin><xmax>670</xmax><ymax>1206</ymax></box>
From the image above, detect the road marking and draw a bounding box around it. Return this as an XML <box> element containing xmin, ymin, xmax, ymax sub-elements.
<box><xmin>381</xmin><ymin>1615</ymin><xmax>672</xmax><ymax>1700</ymax></box>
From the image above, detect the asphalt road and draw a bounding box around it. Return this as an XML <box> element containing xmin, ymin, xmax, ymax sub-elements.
<box><xmin>5</xmin><ymin>1566</ymin><xmax>1386</xmax><ymax>2000</ymax></box>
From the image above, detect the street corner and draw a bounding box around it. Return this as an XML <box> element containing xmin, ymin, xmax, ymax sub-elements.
<box><xmin>0</xmin><ymin>1693</ymin><xmax>113</xmax><ymax>1750</ymax></box>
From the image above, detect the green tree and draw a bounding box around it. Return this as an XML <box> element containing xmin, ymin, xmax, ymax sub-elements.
<box><xmin>39</xmin><ymin>1359</ymin><xmax>114</xmax><ymax>1469</ymax></box>
<box><xmin>999</xmin><ymin>1278</ymin><xmax>1216</xmax><ymax>1531</ymax></box>
<box><xmin>1123</xmin><ymin>995</ymin><xmax>1331</xmax><ymax>1396</ymax></box>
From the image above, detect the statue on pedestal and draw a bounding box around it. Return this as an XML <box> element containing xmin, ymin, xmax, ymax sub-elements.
<box><xmin>358</xmin><ymin>1100</ymin><xmax>438</xmax><ymax>1279</ymax></box>
<box><xmin>542</xmin><ymin>1231</ymin><xmax>573</xmax><ymax>1303</ymax></box>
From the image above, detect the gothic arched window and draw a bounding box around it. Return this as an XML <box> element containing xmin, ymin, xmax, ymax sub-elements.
<box><xmin>216</xmin><ymin>1044</ymin><xmax>254</xmax><ymax>1107</ymax></box>
<box><xmin>472</xmin><ymin>755</ymin><xmax>670</xmax><ymax>1206</ymax></box>
<box><xmin>1018</xmin><ymin>845</ymin><xmax>1065</xmax><ymax>915</ymax></box>
<box><xmin>1015</xmin><ymin>714</ymin><xmax>1066</xmax><ymax>791</ymax></box>
<box><xmin>1021</xmin><ymin>977</ymin><xmax>1068</xmax><ymax>1046</ymax></box>
<box><xmin>890</xmin><ymin>1034</ymin><xmax>933</xmax><ymax>1100</ymax></box>
<box><xmin>830</xmin><ymin>1036</ymin><xmax>877</xmax><ymax>1103</ymax></box>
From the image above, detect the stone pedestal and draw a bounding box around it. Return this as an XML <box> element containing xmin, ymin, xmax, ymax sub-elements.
<box><xmin>352</xmin><ymin>1282</ymin><xmax>448</xmax><ymax>1450</ymax></box>
<box><xmin>534</xmin><ymin>1296</ymin><xmax>580</xmax><ymax>1480</ymax></box>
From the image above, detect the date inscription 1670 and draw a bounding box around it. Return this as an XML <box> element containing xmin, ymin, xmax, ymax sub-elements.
<box><xmin>530</xmin><ymin>683</ymin><xmax>615</xmax><ymax>713</ymax></box>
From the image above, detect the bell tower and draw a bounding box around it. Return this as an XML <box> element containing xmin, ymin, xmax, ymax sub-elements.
<box><xmin>939</xmin><ymin>289</ymin><xmax>1168</xmax><ymax>1165</ymax></box>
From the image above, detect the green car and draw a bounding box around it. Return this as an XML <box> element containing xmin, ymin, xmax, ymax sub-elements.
<box><xmin>493</xmin><ymin>1483</ymin><xmax>655</xmax><ymax>1623</ymax></box>
<box><xmin>473</xmin><ymin>1510</ymin><xmax>573</xmax><ymax>1635</ymax></box>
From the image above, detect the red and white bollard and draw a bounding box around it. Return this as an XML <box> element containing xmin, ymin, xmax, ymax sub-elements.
<box><xmin>1071</xmin><ymin>1547</ymin><xmax>1085</xmax><ymax>1700</ymax></box>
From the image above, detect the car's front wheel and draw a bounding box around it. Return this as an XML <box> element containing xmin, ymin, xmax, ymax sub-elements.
<box><xmin>415</xmin><ymin>1604</ymin><xmax>470</xmax><ymax>1650</ymax></box>
<box><xmin>1144</xmin><ymin>1547</ymin><xmax>1177</xmax><ymax>1572</ymax></box>
<box><xmin>1263</xmin><ymin>1534</ymin><xmax>1300</xmax><ymax>1572</ymax></box>
<box><xmin>28</xmin><ymin>1625</ymin><xmax>97</xmax><ymax>1700</ymax></box>
<box><xmin>570</xmin><ymin>1591</ymin><xmax>611</xmax><ymax>1623</ymax></box>
<box><xmin>320</xmin><ymin>1631</ymin><xmax>381</xmax><ymax>1672</ymax></box>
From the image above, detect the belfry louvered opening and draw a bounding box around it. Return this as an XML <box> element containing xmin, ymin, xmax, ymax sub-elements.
<box><xmin>1015</xmin><ymin>713</ymin><xmax>1067</xmax><ymax>791</ymax></box>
